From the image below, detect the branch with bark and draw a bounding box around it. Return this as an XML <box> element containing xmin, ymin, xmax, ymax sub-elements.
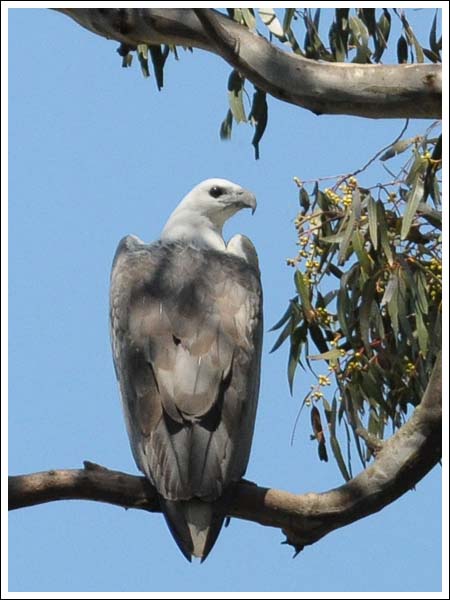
<box><xmin>9</xmin><ymin>354</ymin><xmax>441</xmax><ymax>552</ymax></box>
<box><xmin>52</xmin><ymin>8</ymin><xmax>441</xmax><ymax>120</ymax></box>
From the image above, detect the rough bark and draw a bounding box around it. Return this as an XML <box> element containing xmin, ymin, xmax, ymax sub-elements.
<box><xmin>51</xmin><ymin>8</ymin><xmax>441</xmax><ymax>119</ymax></box>
<box><xmin>9</xmin><ymin>354</ymin><xmax>441</xmax><ymax>552</ymax></box>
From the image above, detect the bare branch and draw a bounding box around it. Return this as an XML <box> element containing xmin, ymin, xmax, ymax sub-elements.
<box><xmin>9</xmin><ymin>355</ymin><xmax>441</xmax><ymax>552</ymax></box>
<box><xmin>52</xmin><ymin>8</ymin><xmax>441</xmax><ymax>120</ymax></box>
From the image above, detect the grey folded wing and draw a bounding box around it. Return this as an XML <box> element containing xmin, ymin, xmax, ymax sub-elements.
<box><xmin>109</xmin><ymin>235</ymin><xmax>263</xmax><ymax>501</ymax></box>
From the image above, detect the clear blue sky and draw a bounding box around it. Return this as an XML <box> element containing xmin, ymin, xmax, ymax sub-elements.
<box><xmin>8</xmin><ymin>8</ymin><xmax>442</xmax><ymax>593</ymax></box>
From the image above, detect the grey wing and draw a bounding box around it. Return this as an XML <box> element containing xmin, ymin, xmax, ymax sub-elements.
<box><xmin>110</xmin><ymin>238</ymin><xmax>263</xmax><ymax>501</ymax></box>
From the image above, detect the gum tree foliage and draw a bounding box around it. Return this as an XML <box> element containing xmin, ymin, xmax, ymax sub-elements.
<box><xmin>10</xmin><ymin>8</ymin><xmax>442</xmax><ymax>552</ymax></box>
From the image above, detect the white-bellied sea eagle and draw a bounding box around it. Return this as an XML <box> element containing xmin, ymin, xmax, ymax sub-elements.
<box><xmin>109</xmin><ymin>179</ymin><xmax>263</xmax><ymax>561</ymax></box>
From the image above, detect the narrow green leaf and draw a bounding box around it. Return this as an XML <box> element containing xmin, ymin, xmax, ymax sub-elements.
<box><xmin>241</xmin><ymin>8</ymin><xmax>256</xmax><ymax>31</ymax></box>
<box><xmin>367</xmin><ymin>195</ymin><xmax>378</xmax><ymax>250</ymax></box>
<box><xmin>285</xmin><ymin>28</ymin><xmax>303</xmax><ymax>55</ymax></box>
<box><xmin>349</xmin><ymin>16</ymin><xmax>369</xmax><ymax>47</ymax></box>
<box><xmin>282</xmin><ymin>8</ymin><xmax>296</xmax><ymax>34</ymax></box>
<box><xmin>137</xmin><ymin>43</ymin><xmax>148</xmax><ymax>59</ymax></box>
<box><xmin>321</xmin><ymin>289</ymin><xmax>338</xmax><ymax>307</ymax></box>
<box><xmin>406</xmin><ymin>151</ymin><xmax>427</xmax><ymax>186</ymax></box>
<box><xmin>380</xmin><ymin>137</ymin><xmax>416</xmax><ymax>161</ymax></box>
<box><xmin>387</xmin><ymin>281</ymin><xmax>400</xmax><ymax>340</ymax></box>
<box><xmin>417</xmin><ymin>202</ymin><xmax>442</xmax><ymax>230</ymax></box>
<box><xmin>270</xmin><ymin>301</ymin><xmax>294</xmax><ymax>331</ymax></box>
<box><xmin>329</xmin><ymin>397</ymin><xmax>351</xmax><ymax>481</ymax></box>
<box><xmin>367</xmin><ymin>410</ymin><xmax>380</xmax><ymax>447</ymax></box>
<box><xmin>415</xmin><ymin>308</ymin><xmax>429</xmax><ymax>355</ymax></box>
<box><xmin>270</xmin><ymin>315</ymin><xmax>294</xmax><ymax>353</ymax></box>
<box><xmin>219</xmin><ymin>109</ymin><xmax>233</xmax><ymax>140</ymax></box>
<box><xmin>294</xmin><ymin>270</ymin><xmax>313</xmax><ymax>316</ymax></box>
<box><xmin>352</xmin><ymin>188</ymin><xmax>362</xmax><ymax>220</ymax></box>
<box><xmin>397</xmin><ymin>35</ymin><xmax>408</xmax><ymax>63</ymax></box>
<box><xmin>321</xmin><ymin>232</ymin><xmax>345</xmax><ymax>244</ymax></box>
<box><xmin>401</xmin><ymin>15</ymin><xmax>424</xmax><ymax>63</ymax></box>
<box><xmin>338</xmin><ymin>209</ymin><xmax>356</xmax><ymax>264</ymax></box>
<box><xmin>309</xmin><ymin>324</ymin><xmax>330</xmax><ymax>354</ymax></box>
<box><xmin>401</xmin><ymin>175</ymin><xmax>425</xmax><ymax>240</ymax></box>
<box><xmin>359</xmin><ymin>278</ymin><xmax>376</xmax><ymax>352</ymax></box>
<box><xmin>122</xmin><ymin>53</ymin><xmax>133</xmax><ymax>68</ymax></box>
<box><xmin>309</xmin><ymin>348</ymin><xmax>342</xmax><ymax>361</ymax></box>
<box><xmin>259</xmin><ymin>8</ymin><xmax>285</xmax><ymax>39</ymax></box>
<box><xmin>287</xmin><ymin>326</ymin><xmax>306</xmax><ymax>393</ymax></box>
<box><xmin>137</xmin><ymin>44</ymin><xmax>150</xmax><ymax>77</ymax></box>
<box><xmin>360</xmin><ymin>367</ymin><xmax>385</xmax><ymax>408</ymax></box>
<box><xmin>337</xmin><ymin>267</ymin><xmax>357</xmax><ymax>339</ymax></box>
<box><xmin>415</xmin><ymin>270</ymin><xmax>429</xmax><ymax>315</ymax></box>
<box><xmin>429</xmin><ymin>10</ymin><xmax>439</xmax><ymax>54</ymax></box>
<box><xmin>149</xmin><ymin>45</ymin><xmax>165</xmax><ymax>90</ymax></box>
<box><xmin>373</xmin><ymin>9</ymin><xmax>391</xmax><ymax>62</ymax></box>
<box><xmin>249</xmin><ymin>88</ymin><xmax>267</xmax><ymax>160</ymax></box>
<box><xmin>329</xmin><ymin>22</ymin><xmax>346</xmax><ymax>62</ymax></box>
<box><xmin>336</xmin><ymin>8</ymin><xmax>350</xmax><ymax>29</ymax></box>
<box><xmin>381</xmin><ymin>272</ymin><xmax>398</xmax><ymax>307</ymax></box>
<box><xmin>360</xmin><ymin>8</ymin><xmax>376</xmax><ymax>36</ymax></box>
<box><xmin>313</xmin><ymin>7</ymin><xmax>321</xmax><ymax>29</ymax></box>
<box><xmin>228</xmin><ymin>90</ymin><xmax>246</xmax><ymax>123</ymax></box>
<box><xmin>227</xmin><ymin>70</ymin><xmax>246</xmax><ymax>123</ymax></box>
<box><xmin>330</xmin><ymin>435</ymin><xmax>351</xmax><ymax>481</ymax></box>
<box><xmin>352</xmin><ymin>230</ymin><xmax>372</xmax><ymax>274</ymax></box>
<box><xmin>422</xmin><ymin>48</ymin><xmax>441</xmax><ymax>63</ymax></box>
<box><xmin>377</xmin><ymin>202</ymin><xmax>394</xmax><ymax>265</ymax></box>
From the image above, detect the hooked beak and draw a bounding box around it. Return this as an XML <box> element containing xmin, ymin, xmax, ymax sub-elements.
<box><xmin>238</xmin><ymin>190</ymin><xmax>257</xmax><ymax>214</ymax></box>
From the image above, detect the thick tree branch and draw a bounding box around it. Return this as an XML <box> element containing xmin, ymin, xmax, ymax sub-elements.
<box><xmin>51</xmin><ymin>8</ymin><xmax>441</xmax><ymax>119</ymax></box>
<box><xmin>9</xmin><ymin>355</ymin><xmax>441</xmax><ymax>551</ymax></box>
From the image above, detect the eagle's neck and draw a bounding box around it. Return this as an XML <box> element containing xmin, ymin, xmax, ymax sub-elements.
<box><xmin>161</xmin><ymin>210</ymin><xmax>227</xmax><ymax>251</ymax></box>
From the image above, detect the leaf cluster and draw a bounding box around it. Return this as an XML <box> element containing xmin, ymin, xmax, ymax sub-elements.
<box><xmin>273</xmin><ymin>132</ymin><xmax>442</xmax><ymax>478</ymax></box>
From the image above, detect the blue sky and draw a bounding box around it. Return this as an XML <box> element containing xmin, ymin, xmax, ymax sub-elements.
<box><xmin>7</xmin><ymin>7</ymin><xmax>442</xmax><ymax>593</ymax></box>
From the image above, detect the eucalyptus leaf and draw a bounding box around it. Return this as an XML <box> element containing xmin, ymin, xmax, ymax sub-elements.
<box><xmin>309</xmin><ymin>348</ymin><xmax>342</xmax><ymax>361</ymax></box>
<box><xmin>397</xmin><ymin>35</ymin><xmax>408</xmax><ymax>63</ymax></box>
<box><xmin>415</xmin><ymin>308</ymin><xmax>429</xmax><ymax>355</ymax></box>
<box><xmin>338</xmin><ymin>208</ymin><xmax>356</xmax><ymax>264</ymax></box>
<box><xmin>149</xmin><ymin>45</ymin><xmax>165</xmax><ymax>90</ymax></box>
<box><xmin>287</xmin><ymin>326</ymin><xmax>306</xmax><ymax>393</ymax></box>
<box><xmin>219</xmin><ymin>109</ymin><xmax>233</xmax><ymax>140</ymax></box>
<box><xmin>367</xmin><ymin>195</ymin><xmax>378</xmax><ymax>250</ymax></box>
<box><xmin>295</xmin><ymin>270</ymin><xmax>313</xmax><ymax>318</ymax></box>
<box><xmin>259</xmin><ymin>8</ymin><xmax>285</xmax><ymax>39</ymax></box>
<box><xmin>381</xmin><ymin>272</ymin><xmax>398</xmax><ymax>307</ymax></box>
<box><xmin>249</xmin><ymin>88</ymin><xmax>268</xmax><ymax>159</ymax></box>
<box><xmin>330</xmin><ymin>434</ymin><xmax>351</xmax><ymax>481</ymax></box>
<box><xmin>380</xmin><ymin>137</ymin><xmax>416</xmax><ymax>161</ymax></box>
<box><xmin>241</xmin><ymin>8</ymin><xmax>256</xmax><ymax>31</ymax></box>
<box><xmin>401</xmin><ymin>175</ymin><xmax>425</xmax><ymax>240</ymax></box>
<box><xmin>377</xmin><ymin>202</ymin><xmax>394</xmax><ymax>266</ymax></box>
<box><xmin>429</xmin><ymin>10</ymin><xmax>439</xmax><ymax>54</ymax></box>
<box><xmin>270</xmin><ymin>301</ymin><xmax>294</xmax><ymax>331</ymax></box>
<box><xmin>352</xmin><ymin>230</ymin><xmax>372</xmax><ymax>274</ymax></box>
<box><xmin>373</xmin><ymin>9</ymin><xmax>391</xmax><ymax>62</ymax></box>
<box><xmin>401</xmin><ymin>15</ymin><xmax>425</xmax><ymax>63</ymax></box>
<box><xmin>270</xmin><ymin>316</ymin><xmax>294</xmax><ymax>353</ymax></box>
<box><xmin>137</xmin><ymin>44</ymin><xmax>150</xmax><ymax>77</ymax></box>
<box><xmin>282</xmin><ymin>8</ymin><xmax>296</xmax><ymax>34</ymax></box>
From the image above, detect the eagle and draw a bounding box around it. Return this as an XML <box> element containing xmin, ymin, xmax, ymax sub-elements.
<box><xmin>109</xmin><ymin>179</ymin><xmax>263</xmax><ymax>561</ymax></box>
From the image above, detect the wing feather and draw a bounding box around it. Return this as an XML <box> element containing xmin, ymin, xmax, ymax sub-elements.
<box><xmin>110</xmin><ymin>235</ymin><xmax>262</xmax><ymax>507</ymax></box>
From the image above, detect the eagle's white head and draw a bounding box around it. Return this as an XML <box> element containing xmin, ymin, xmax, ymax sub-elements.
<box><xmin>161</xmin><ymin>178</ymin><xmax>256</xmax><ymax>251</ymax></box>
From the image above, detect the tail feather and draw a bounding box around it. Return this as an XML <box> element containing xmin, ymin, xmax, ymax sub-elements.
<box><xmin>160</xmin><ymin>498</ymin><xmax>224</xmax><ymax>562</ymax></box>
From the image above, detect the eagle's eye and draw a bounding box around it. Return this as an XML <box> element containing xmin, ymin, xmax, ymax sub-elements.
<box><xmin>209</xmin><ymin>186</ymin><xmax>224</xmax><ymax>198</ymax></box>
